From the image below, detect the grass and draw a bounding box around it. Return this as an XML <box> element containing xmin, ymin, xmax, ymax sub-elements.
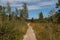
<box><xmin>30</xmin><ymin>22</ymin><xmax>60</xmax><ymax>40</ymax></box>
<box><xmin>0</xmin><ymin>20</ymin><xmax>28</xmax><ymax>40</ymax></box>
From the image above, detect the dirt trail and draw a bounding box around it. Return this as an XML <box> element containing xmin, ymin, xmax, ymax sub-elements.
<box><xmin>23</xmin><ymin>23</ymin><xmax>37</xmax><ymax>40</ymax></box>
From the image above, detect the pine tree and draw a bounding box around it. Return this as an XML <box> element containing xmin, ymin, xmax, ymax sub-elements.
<box><xmin>2</xmin><ymin>7</ymin><xmax>6</xmax><ymax>13</ymax></box>
<box><xmin>22</xmin><ymin>3</ymin><xmax>28</xmax><ymax>20</ymax></box>
<box><xmin>15</xmin><ymin>8</ymin><xmax>19</xmax><ymax>20</ymax></box>
<box><xmin>39</xmin><ymin>12</ymin><xmax>43</xmax><ymax>20</ymax></box>
<box><xmin>16</xmin><ymin>8</ymin><xmax>18</xmax><ymax>16</ymax></box>
<box><xmin>0</xmin><ymin>5</ymin><xmax>2</xmax><ymax>25</ymax></box>
<box><xmin>6</xmin><ymin>2</ymin><xmax>11</xmax><ymax>20</ymax></box>
<box><xmin>0</xmin><ymin>5</ymin><xmax>2</xmax><ymax>13</ymax></box>
<box><xmin>56</xmin><ymin>0</ymin><xmax>60</xmax><ymax>23</ymax></box>
<box><xmin>49</xmin><ymin>9</ymin><xmax>56</xmax><ymax>22</ymax></box>
<box><xmin>20</xmin><ymin>9</ymin><xmax>24</xmax><ymax>19</ymax></box>
<box><xmin>56</xmin><ymin>0</ymin><xmax>60</xmax><ymax>7</ymax></box>
<box><xmin>31</xmin><ymin>17</ymin><xmax>34</xmax><ymax>22</ymax></box>
<box><xmin>6</xmin><ymin>2</ymin><xmax>11</xmax><ymax>15</ymax></box>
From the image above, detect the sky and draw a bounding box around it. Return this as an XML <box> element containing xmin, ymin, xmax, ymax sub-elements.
<box><xmin>0</xmin><ymin>0</ymin><xmax>58</xmax><ymax>19</ymax></box>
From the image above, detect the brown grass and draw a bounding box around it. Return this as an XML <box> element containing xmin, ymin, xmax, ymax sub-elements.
<box><xmin>30</xmin><ymin>22</ymin><xmax>60</xmax><ymax>40</ymax></box>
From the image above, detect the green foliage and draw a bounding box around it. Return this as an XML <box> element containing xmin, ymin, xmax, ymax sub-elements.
<box><xmin>22</xmin><ymin>3</ymin><xmax>28</xmax><ymax>19</ymax></box>
<box><xmin>55</xmin><ymin>12</ymin><xmax>60</xmax><ymax>23</ymax></box>
<box><xmin>48</xmin><ymin>9</ymin><xmax>56</xmax><ymax>23</ymax></box>
<box><xmin>20</xmin><ymin>9</ymin><xmax>24</xmax><ymax>19</ymax></box>
<box><xmin>39</xmin><ymin>12</ymin><xmax>43</xmax><ymax>20</ymax></box>
<box><xmin>16</xmin><ymin>8</ymin><xmax>18</xmax><ymax>16</ymax></box>
<box><xmin>40</xmin><ymin>20</ymin><xmax>48</xmax><ymax>23</ymax></box>
<box><xmin>0</xmin><ymin>5</ymin><xmax>2</xmax><ymax>13</ymax></box>
<box><xmin>48</xmin><ymin>10</ymin><xmax>60</xmax><ymax>23</ymax></box>
<box><xmin>55</xmin><ymin>0</ymin><xmax>60</xmax><ymax>23</ymax></box>
<box><xmin>2</xmin><ymin>7</ymin><xmax>6</xmax><ymax>13</ymax></box>
<box><xmin>6</xmin><ymin>2</ymin><xmax>11</xmax><ymax>14</ymax></box>
<box><xmin>31</xmin><ymin>17</ymin><xmax>34</xmax><ymax>22</ymax></box>
<box><xmin>56</xmin><ymin>0</ymin><xmax>60</xmax><ymax>7</ymax></box>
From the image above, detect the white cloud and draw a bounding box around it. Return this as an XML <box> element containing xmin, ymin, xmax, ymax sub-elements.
<box><xmin>10</xmin><ymin>4</ymin><xmax>22</xmax><ymax>7</ymax></box>
<box><xmin>37</xmin><ymin>0</ymin><xmax>56</xmax><ymax>7</ymax></box>
<box><xmin>0</xmin><ymin>0</ymin><xmax>57</xmax><ymax>10</ymax></box>
<box><xmin>14</xmin><ymin>5</ymin><xmax>40</xmax><ymax>10</ymax></box>
<box><xmin>1</xmin><ymin>0</ymin><xmax>40</xmax><ymax>3</ymax></box>
<box><xmin>27</xmin><ymin>5</ymin><xmax>40</xmax><ymax>10</ymax></box>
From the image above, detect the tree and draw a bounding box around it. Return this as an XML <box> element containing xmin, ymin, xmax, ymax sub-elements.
<box><xmin>55</xmin><ymin>11</ymin><xmax>60</xmax><ymax>23</ymax></box>
<box><xmin>2</xmin><ymin>7</ymin><xmax>6</xmax><ymax>21</ymax></box>
<box><xmin>6</xmin><ymin>2</ymin><xmax>11</xmax><ymax>15</ymax></box>
<box><xmin>2</xmin><ymin>7</ymin><xmax>6</xmax><ymax>13</ymax></box>
<box><xmin>0</xmin><ymin>5</ymin><xmax>2</xmax><ymax>13</ymax></box>
<box><xmin>56</xmin><ymin>0</ymin><xmax>60</xmax><ymax>23</ymax></box>
<box><xmin>49</xmin><ymin>9</ymin><xmax>55</xmax><ymax>16</ymax></box>
<box><xmin>6</xmin><ymin>2</ymin><xmax>11</xmax><ymax>20</ymax></box>
<box><xmin>56</xmin><ymin>0</ymin><xmax>60</xmax><ymax>11</ymax></box>
<box><xmin>16</xmin><ymin>8</ymin><xmax>18</xmax><ymax>16</ymax></box>
<box><xmin>39</xmin><ymin>12</ymin><xmax>43</xmax><ymax>20</ymax></box>
<box><xmin>12</xmin><ymin>12</ymin><xmax>15</xmax><ymax>20</ymax></box>
<box><xmin>56</xmin><ymin>0</ymin><xmax>60</xmax><ymax>7</ymax></box>
<box><xmin>15</xmin><ymin>8</ymin><xmax>19</xmax><ymax>20</ymax></box>
<box><xmin>0</xmin><ymin>5</ymin><xmax>2</xmax><ymax>25</ymax></box>
<box><xmin>31</xmin><ymin>17</ymin><xmax>34</xmax><ymax>22</ymax></box>
<box><xmin>49</xmin><ymin>9</ymin><xmax>56</xmax><ymax>22</ymax></box>
<box><xmin>22</xmin><ymin>3</ymin><xmax>28</xmax><ymax>20</ymax></box>
<box><xmin>20</xmin><ymin>9</ymin><xmax>24</xmax><ymax>19</ymax></box>
<box><xmin>0</xmin><ymin>5</ymin><xmax>3</xmax><ymax>21</ymax></box>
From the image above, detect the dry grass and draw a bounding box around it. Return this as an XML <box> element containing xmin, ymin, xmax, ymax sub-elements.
<box><xmin>0</xmin><ymin>20</ymin><xmax>28</xmax><ymax>40</ymax></box>
<box><xmin>30</xmin><ymin>22</ymin><xmax>60</xmax><ymax>40</ymax></box>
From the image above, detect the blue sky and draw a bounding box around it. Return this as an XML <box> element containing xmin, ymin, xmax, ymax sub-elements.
<box><xmin>0</xmin><ymin>0</ymin><xmax>58</xmax><ymax>19</ymax></box>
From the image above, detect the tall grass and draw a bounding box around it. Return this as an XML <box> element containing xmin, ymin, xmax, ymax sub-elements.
<box><xmin>0</xmin><ymin>18</ymin><xmax>28</xmax><ymax>40</ymax></box>
<box><xmin>32</xmin><ymin>23</ymin><xmax>60</xmax><ymax>40</ymax></box>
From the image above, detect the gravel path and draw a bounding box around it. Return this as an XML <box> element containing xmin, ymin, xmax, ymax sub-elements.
<box><xmin>23</xmin><ymin>23</ymin><xmax>37</xmax><ymax>40</ymax></box>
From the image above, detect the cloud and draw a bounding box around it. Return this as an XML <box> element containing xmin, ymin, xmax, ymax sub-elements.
<box><xmin>1</xmin><ymin>0</ymin><xmax>40</xmax><ymax>3</ymax></box>
<box><xmin>27</xmin><ymin>5</ymin><xmax>40</xmax><ymax>10</ymax></box>
<box><xmin>11</xmin><ymin>4</ymin><xmax>22</xmax><ymax>7</ymax></box>
<box><xmin>0</xmin><ymin>0</ymin><xmax>57</xmax><ymax>10</ymax></box>
<box><xmin>37</xmin><ymin>0</ymin><xmax>57</xmax><ymax>7</ymax></box>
